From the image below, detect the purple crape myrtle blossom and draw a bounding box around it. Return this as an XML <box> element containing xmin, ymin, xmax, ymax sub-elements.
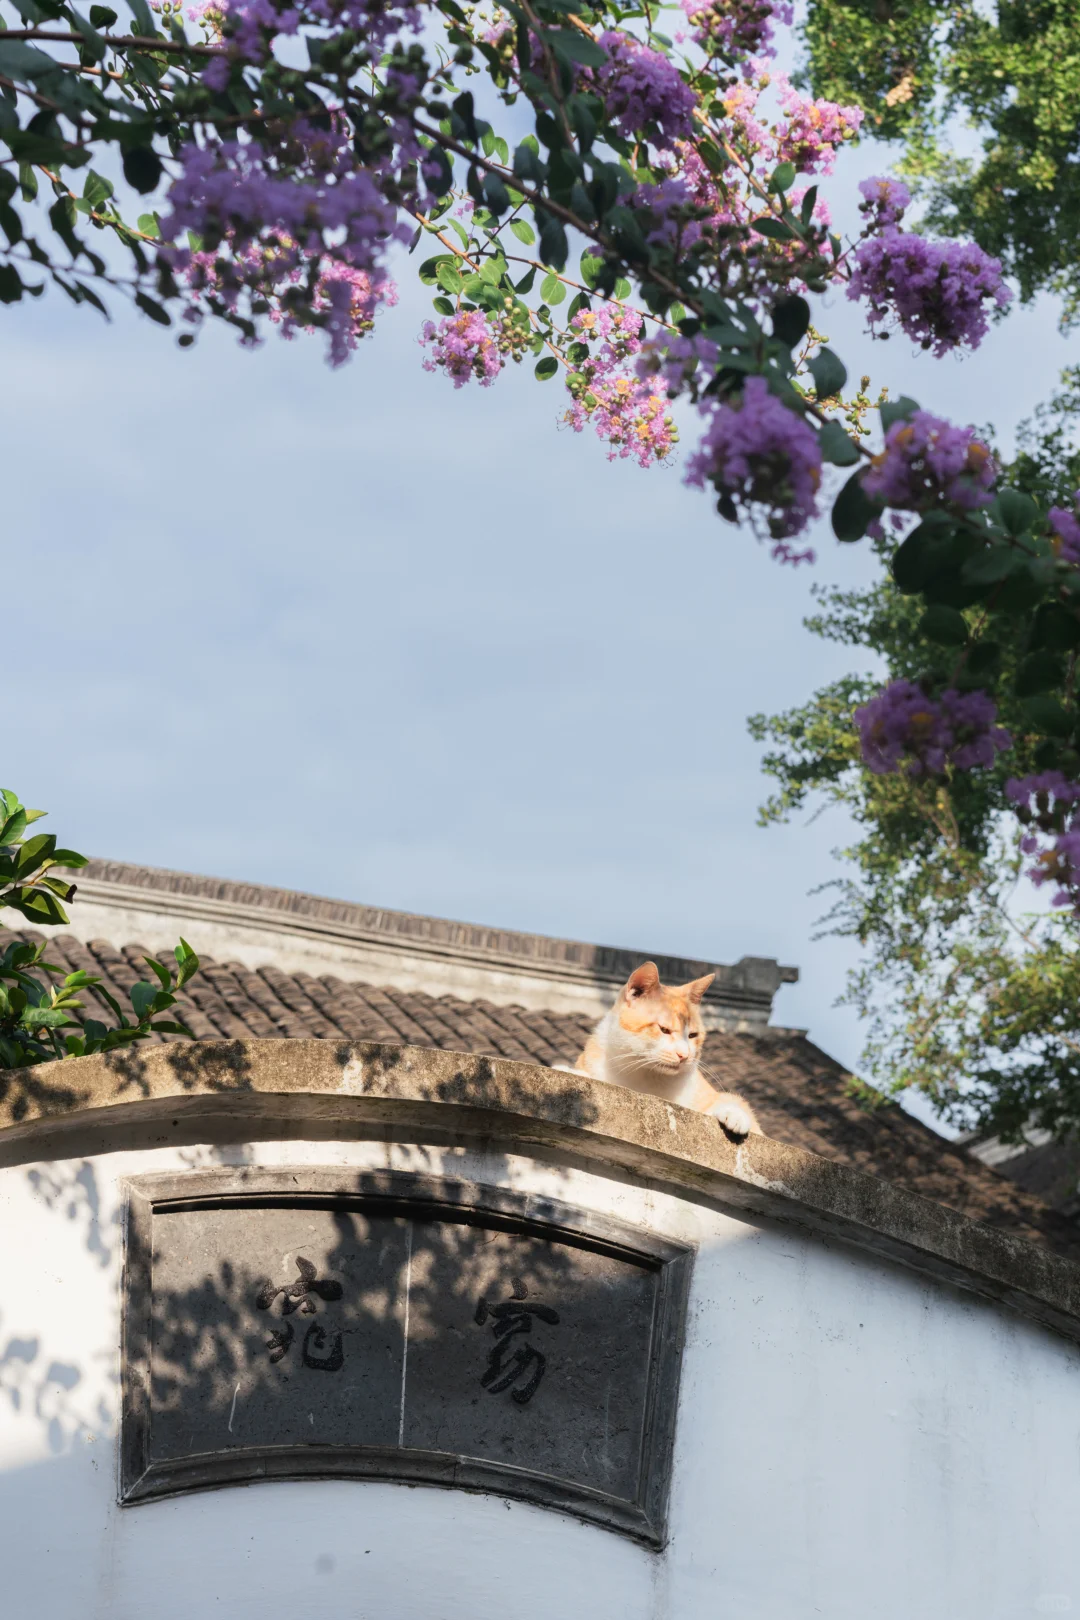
<box><xmin>159</xmin><ymin>126</ymin><xmax>412</xmax><ymax>362</ymax></box>
<box><xmin>1049</xmin><ymin>498</ymin><xmax>1080</xmax><ymax>565</ymax></box>
<box><xmin>680</xmin><ymin>0</ymin><xmax>792</xmax><ymax>66</ymax></box>
<box><xmin>420</xmin><ymin>309</ymin><xmax>508</xmax><ymax>386</ymax></box>
<box><xmin>848</xmin><ymin>231</ymin><xmax>1012</xmax><ymax>356</ymax></box>
<box><xmin>1006</xmin><ymin>775</ymin><xmax>1080</xmax><ymax>909</ymax></box>
<box><xmin>207</xmin><ymin>0</ymin><xmax>420</xmax><ymax>72</ymax></box>
<box><xmin>594</xmin><ymin>32</ymin><xmax>698</xmax><ymax>144</ymax></box>
<box><xmin>636</xmin><ymin>331</ymin><xmax>720</xmax><ymax>402</ymax></box>
<box><xmin>686</xmin><ymin>375</ymin><xmax>821</xmax><ymax>554</ymax></box>
<box><xmin>862</xmin><ymin>412</ymin><xmax>997</xmax><ymax>512</ymax></box>
<box><xmin>858</xmin><ymin>175</ymin><xmax>910</xmax><ymax>230</ymax></box>
<box><xmin>631</xmin><ymin>176</ymin><xmax>706</xmax><ymax>250</ymax></box>
<box><xmin>856</xmin><ymin>680</ymin><xmax>1011</xmax><ymax>776</ymax></box>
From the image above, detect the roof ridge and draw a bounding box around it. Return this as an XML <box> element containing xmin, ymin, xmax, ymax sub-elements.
<box><xmin>71</xmin><ymin>857</ymin><xmax>799</xmax><ymax>1000</ymax></box>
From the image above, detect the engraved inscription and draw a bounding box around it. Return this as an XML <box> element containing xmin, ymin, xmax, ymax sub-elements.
<box><xmin>474</xmin><ymin>1276</ymin><xmax>560</xmax><ymax>1406</ymax></box>
<box><xmin>255</xmin><ymin>1257</ymin><xmax>345</xmax><ymax>1370</ymax></box>
<box><xmin>123</xmin><ymin>1174</ymin><xmax>691</xmax><ymax>1544</ymax></box>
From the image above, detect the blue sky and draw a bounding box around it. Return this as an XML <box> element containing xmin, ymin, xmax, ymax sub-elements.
<box><xmin>3</xmin><ymin>131</ymin><xmax>1069</xmax><ymax>1115</ymax></box>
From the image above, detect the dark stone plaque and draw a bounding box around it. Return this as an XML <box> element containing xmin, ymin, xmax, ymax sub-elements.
<box><xmin>121</xmin><ymin>1170</ymin><xmax>692</xmax><ymax>1543</ymax></box>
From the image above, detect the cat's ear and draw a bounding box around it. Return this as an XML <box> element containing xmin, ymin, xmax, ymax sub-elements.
<box><xmin>625</xmin><ymin>962</ymin><xmax>660</xmax><ymax>1000</ymax></box>
<box><xmin>682</xmin><ymin>972</ymin><xmax>715</xmax><ymax>1004</ymax></box>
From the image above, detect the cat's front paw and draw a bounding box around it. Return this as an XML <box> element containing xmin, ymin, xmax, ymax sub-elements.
<box><xmin>711</xmin><ymin>1096</ymin><xmax>758</xmax><ymax>1138</ymax></box>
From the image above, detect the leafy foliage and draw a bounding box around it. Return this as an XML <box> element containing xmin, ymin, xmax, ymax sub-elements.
<box><xmin>801</xmin><ymin>0</ymin><xmax>1080</xmax><ymax>322</ymax></box>
<box><xmin>750</xmin><ymin>379</ymin><xmax>1080</xmax><ymax>1141</ymax></box>
<box><xmin>0</xmin><ymin>788</ymin><xmax>200</xmax><ymax>1069</ymax></box>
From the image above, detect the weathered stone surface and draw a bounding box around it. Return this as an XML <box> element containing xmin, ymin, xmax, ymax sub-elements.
<box><xmin>122</xmin><ymin>1167</ymin><xmax>689</xmax><ymax>1542</ymax></box>
<box><xmin>3</xmin><ymin>1038</ymin><xmax>1080</xmax><ymax>1345</ymax></box>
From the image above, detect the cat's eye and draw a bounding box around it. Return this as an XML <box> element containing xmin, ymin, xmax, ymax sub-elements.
<box><xmin>659</xmin><ymin>1025</ymin><xmax>674</xmax><ymax>1035</ymax></box>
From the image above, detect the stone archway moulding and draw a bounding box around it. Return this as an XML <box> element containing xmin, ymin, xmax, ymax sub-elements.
<box><xmin>1</xmin><ymin>1037</ymin><xmax>1077</xmax><ymax>1345</ymax></box>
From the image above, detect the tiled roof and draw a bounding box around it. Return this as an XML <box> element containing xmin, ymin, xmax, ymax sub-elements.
<box><xmin>22</xmin><ymin>928</ymin><xmax>1080</xmax><ymax>1264</ymax></box>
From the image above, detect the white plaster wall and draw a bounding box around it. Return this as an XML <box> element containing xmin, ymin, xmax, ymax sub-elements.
<box><xmin>1</xmin><ymin>1136</ymin><xmax>1077</xmax><ymax>1620</ymax></box>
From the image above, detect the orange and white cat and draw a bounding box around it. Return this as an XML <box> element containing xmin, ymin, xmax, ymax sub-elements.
<box><xmin>571</xmin><ymin>961</ymin><xmax>760</xmax><ymax>1137</ymax></box>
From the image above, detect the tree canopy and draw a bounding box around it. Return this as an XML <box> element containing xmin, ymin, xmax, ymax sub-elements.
<box><xmin>3</xmin><ymin>0</ymin><xmax>1080</xmax><ymax>1137</ymax></box>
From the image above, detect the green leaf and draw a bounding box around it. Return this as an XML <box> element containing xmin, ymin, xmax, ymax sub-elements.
<box><xmin>1032</xmin><ymin>604</ymin><xmax>1080</xmax><ymax>651</ymax></box>
<box><xmin>484</xmin><ymin>173</ymin><xmax>510</xmax><ymax>215</ymax></box>
<box><xmin>0</xmin><ymin>807</ymin><xmax>28</xmax><ymax>846</ymax></box>
<box><xmin>83</xmin><ymin>171</ymin><xmax>113</xmax><ymax>208</ymax></box>
<box><xmin>89</xmin><ymin>4</ymin><xmax>118</xmax><ymax>22</ymax></box>
<box><xmin>509</xmin><ymin>218</ymin><xmax>535</xmax><ymax>245</ymax></box>
<box><xmin>129</xmin><ymin>980</ymin><xmax>157</xmax><ymax>1020</ymax></box>
<box><xmin>431</xmin><ymin>295</ymin><xmax>454</xmax><ymax>316</ymax></box>
<box><xmin>994</xmin><ymin>487</ymin><xmax>1040</xmax><ymax>536</ymax></box>
<box><xmin>800</xmin><ymin>186</ymin><xmax>818</xmax><ymax>226</ymax></box>
<box><xmin>546</xmin><ymin>27</ymin><xmax>609</xmax><ymax>66</ymax></box>
<box><xmin>771</xmin><ymin>294</ymin><xmax>810</xmax><ymax>349</ymax></box>
<box><xmin>752</xmin><ymin>216</ymin><xmax>795</xmax><ymax>242</ymax></box>
<box><xmin>0</xmin><ymin>40</ymin><xmax>67</xmax><ymax>82</ymax></box>
<box><xmin>436</xmin><ymin>261</ymin><xmax>464</xmax><ymax>295</ymax></box>
<box><xmin>832</xmin><ymin>470</ymin><xmax>878</xmax><ymax>542</ymax></box>
<box><xmin>1022</xmin><ymin>694</ymin><xmax>1073</xmax><ymax>737</ymax></box>
<box><xmin>1015</xmin><ymin>650</ymin><xmax>1065</xmax><ymax>697</ymax></box>
<box><xmin>534</xmin><ymin>355</ymin><xmax>558</xmax><ymax>379</ymax></box>
<box><xmin>817</xmin><ymin>420</ymin><xmax>860</xmax><ymax>467</ymax></box>
<box><xmin>880</xmin><ymin>396</ymin><xmax>920</xmax><ymax>433</ymax></box>
<box><xmin>807</xmin><ymin>346</ymin><xmax>847</xmax><ymax>399</ymax></box>
<box><xmin>122</xmin><ymin>146</ymin><xmax>162</xmax><ymax>194</ymax></box>
<box><xmin>134</xmin><ymin>290</ymin><xmax>170</xmax><ymax>326</ymax></box>
<box><xmin>175</xmin><ymin>937</ymin><xmax>200</xmax><ymax>987</ymax></box>
<box><xmin>966</xmin><ymin>641</ymin><xmax>1002</xmax><ymax>676</ymax></box>
<box><xmin>0</xmin><ymin>264</ymin><xmax>24</xmax><ymax>304</ymax></box>
<box><xmin>918</xmin><ymin>604</ymin><xmax>969</xmax><ymax>646</ymax></box>
<box><xmin>69</xmin><ymin>7</ymin><xmax>107</xmax><ymax>60</ymax></box>
<box><xmin>18</xmin><ymin>1008</ymin><xmax>71</xmax><ymax>1029</ymax></box>
<box><xmin>513</xmin><ymin>141</ymin><xmax>543</xmax><ymax>183</ymax></box>
<box><xmin>136</xmin><ymin>212</ymin><xmax>160</xmax><ymax>238</ymax></box>
<box><xmin>892</xmin><ymin>521</ymin><xmax>957</xmax><ymax>592</ymax></box>
<box><xmin>537</xmin><ymin>212</ymin><xmax>568</xmax><ymax>270</ymax></box>
<box><xmin>768</xmin><ymin>161</ymin><xmax>797</xmax><ymax>194</ymax></box>
<box><xmin>962</xmin><ymin>544</ymin><xmax>1024</xmax><ymax>586</ymax></box>
<box><xmin>144</xmin><ymin>956</ymin><xmax>172</xmax><ymax>991</ymax></box>
<box><xmin>127</xmin><ymin>0</ymin><xmax>156</xmax><ymax>33</ymax></box>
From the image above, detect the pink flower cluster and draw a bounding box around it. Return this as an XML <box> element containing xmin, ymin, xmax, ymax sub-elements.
<box><xmin>862</xmin><ymin>412</ymin><xmax>996</xmax><ymax>512</ymax></box>
<box><xmin>848</xmin><ymin>232</ymin><xmax>1012</xmax><ymax>356</ymax></box>
<box><xmin>717</xmin><ymin>74</ymin><xmax>860</xmax><ymax>178</ymax></box>
<box><xmin>858</xmin><ymin>175</ymin><xmax>911</xmax><ymax>230</ymax></box>
<box><xmin>774</xmin><ymin>76</ymin><xmax>863</xmax><ymax>176</ymax></box>
<box><xmin>856</xmin><ymin>680</ymin><xmax>1011</xmax><ymax>776</ymax></box>
<box><xmin>181</xmin><ymin>236</ymin><xmax>396</xmax><ymax>359</ymax></box>
<box><xmin>563</xmin><ymin>304</ymin><xmax>677</xmax><ymax>467</ymax></box>
<box><xmin>1006</xmin><ymin>774</ymin><xmax>1080</xmax><ymax>910</ymax></box>
<box><xmin>685</xmin><ymin>376</ymin><xmax>821</xmax><ymax>552</ymax></box>
<box><xmin>420</xmin><ymin>309</ymin><xmax>507</xmax><ymax>386</ymax></box>
<box><xmin>594</xmin><ymin>32</ymin><xmax>698</xmax><ymax>144</ymax></box>
<box><xmin>680</xmin><ymin>0</ymin><xmax>793</xmax><ymax>67</ymax></box>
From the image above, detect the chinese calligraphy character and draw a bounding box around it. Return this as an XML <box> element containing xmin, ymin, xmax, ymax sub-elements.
<box><xmin>474</xmin><ymin>1276</ymin><xmax>560</xmax><ymax>1406</ymax></box>
<box><xmin>255</xmin><ymin>1256</ymin><xmax>344</xmax><ymax>1371</ymax></box>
